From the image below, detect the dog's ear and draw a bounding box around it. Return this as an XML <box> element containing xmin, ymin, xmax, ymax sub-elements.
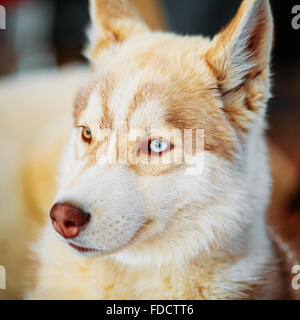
<box><xmin>205</xmin><ymin>0</ymin><xmax>273</xmax><ymax>132</ymax></box>
<box><xmin>206</xmin><ymin>0</ymin><xmax>273</xmax><ymax>94</ymax></box>
<box><xmin>86</xmin><ymin>0</ymin><xmax>149</xmax><ymax>59</ymax></box>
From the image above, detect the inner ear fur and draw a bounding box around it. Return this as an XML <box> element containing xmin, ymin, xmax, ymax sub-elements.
<box><xmin>86</xmin><ymin>0</ymin><xmax>149</xmax><ymax>59</ymax></box>
<box><xmin>205</xmin><ymin>0</ymin><xmax>273</xmax><ymax>95</ymax></box>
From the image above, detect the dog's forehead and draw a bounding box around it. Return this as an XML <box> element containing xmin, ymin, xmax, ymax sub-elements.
<box><xmin>77</xmin><ymin>34</ymin><xmax>216</xmax><ymax>124</ymax></box>
<box><xmin>76</xmin><ymin>69</ymin><xmax>235</xmax><ymax>161</ymax></box>
<box><xmin>74</xmin><ymin>36</ymin><xmax>236</xmax><ymax>161</ymax></box>
<box><xmin>78</xmin><ymin>74</ymin><xmax>167</xmax><ymax>131</ymax></box>
<box><xmin>77</xmin><ymin>59</ymin><xmax>217</xmax><ymax>129</ymax></box>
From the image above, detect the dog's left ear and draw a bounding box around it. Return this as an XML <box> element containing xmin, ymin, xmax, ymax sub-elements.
<box><xmin>86</xmin><ymin>0</ymin><xmax>149</xmax><ymax>59</ymax></box>
<box><xmin>205</xmin><ymin>0</ymin><xmax>273</xmax><ymax>125</ymax></box>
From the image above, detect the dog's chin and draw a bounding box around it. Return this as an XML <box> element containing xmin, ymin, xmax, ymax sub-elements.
<box><xmin>63</xmin><ymin>219</ymin><xmax>156</xmax><ymax>257</ymax></box>
<box><xmin>68</xmin><ymin>242</ymin><xmax>102</xmax><ymax>256</ymax></box>
<box><xmin>66</xmin><ymin>239</ymin><xmax>132</xmax><ymax>257</ymax></box>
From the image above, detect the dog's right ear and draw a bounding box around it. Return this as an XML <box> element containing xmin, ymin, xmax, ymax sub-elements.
<box><xmin>204</xmin><ymin>0</ymin><xmax>273</xmax><ymax>133</ymax></box>
<box><xmin>86</xmin><ymin>0</ymin><xmax>149</xmax><ymax>59</ymax></box>
<box><xmin>205</xmin><ymin>0</ymin><xmax>273</xmax><ymax>94</ymax></box>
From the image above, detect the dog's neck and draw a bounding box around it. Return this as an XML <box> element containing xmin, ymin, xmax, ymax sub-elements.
<box><xmin>103</xmin><ymin>212</ymin><xmax>277</xmax><ymax>299</ymax></box>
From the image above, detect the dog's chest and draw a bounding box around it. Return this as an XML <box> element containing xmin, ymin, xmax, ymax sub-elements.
<box><xmin>79</xmin><ymin>258</ymin><xmax>263</xmax><ymax>300</ymax></box>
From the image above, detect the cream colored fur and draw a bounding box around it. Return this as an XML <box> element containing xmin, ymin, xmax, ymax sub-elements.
<box><xmin>0</xmin><ymin>67</ymin><xmax>87</xmax><ymax>299</ymax></box>
<box><xmin>19</xmin><ymin>0</ymin><xmax>292</xmax><ymax>299</ymax></box>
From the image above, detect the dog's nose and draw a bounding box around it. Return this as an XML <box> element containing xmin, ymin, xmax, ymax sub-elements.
<box><xmin>50</xmin><ymin>202</ymin><xmax>91</xmax><ymax>239</ymax></box>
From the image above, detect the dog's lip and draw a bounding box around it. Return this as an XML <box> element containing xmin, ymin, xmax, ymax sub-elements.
<box><xmin>68</xmin><ymin>242</ymin><xmax>99</xmax><ymax>253</ymax></box>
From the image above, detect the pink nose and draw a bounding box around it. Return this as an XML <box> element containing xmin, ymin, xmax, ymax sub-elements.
<box><xmin>50</xmin><ymin>202</ymin><xmax>91</xmax><ymax>239</ymax></box>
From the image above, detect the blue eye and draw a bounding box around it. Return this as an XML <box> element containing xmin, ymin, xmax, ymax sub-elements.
<box><xmin>149</xmin><ymin>139</ymin><xmax>170</xmax><ymax>154</ymax></box>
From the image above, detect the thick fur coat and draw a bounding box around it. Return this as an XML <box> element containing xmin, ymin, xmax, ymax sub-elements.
<box><xmin>5</xmin><ymin>0</ymin><xmax>295</xmax><ymax>299</ymax></box>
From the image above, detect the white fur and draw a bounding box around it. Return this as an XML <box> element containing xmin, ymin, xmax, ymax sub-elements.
<box><xmin>26</xmin><ymin>0</ymin><xmax>281</xmax><ymax>300</ymax></box>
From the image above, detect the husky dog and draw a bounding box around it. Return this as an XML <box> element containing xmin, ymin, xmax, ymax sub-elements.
<box><xmin>27</xmin><ymin>0</ymin><xmax>291</xmax><ymax>299</ymax></box>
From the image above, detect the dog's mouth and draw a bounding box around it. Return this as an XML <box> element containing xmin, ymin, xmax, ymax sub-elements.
<box><xmin>68</xmin><ymin>242</ymin><xmax>100</xmax><ymax>254</ymax></box>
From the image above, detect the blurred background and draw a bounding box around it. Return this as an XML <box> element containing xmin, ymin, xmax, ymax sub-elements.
<box><xmin>0</xmin><ymin>0</ymin><xmax>299</xmax><ymax>299</ymax></box>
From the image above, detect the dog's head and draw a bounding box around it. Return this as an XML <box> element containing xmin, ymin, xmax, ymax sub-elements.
<box><xmin>50</xmin><ymin>0</ymin><xmax>273</xmax><ymax>263</ymax></box>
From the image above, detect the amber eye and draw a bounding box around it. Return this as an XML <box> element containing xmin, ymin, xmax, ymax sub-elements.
<box><xmin>81</xmin><ymin>127</ymin><xmax>92</xmax><ymax>143</ymax></box>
